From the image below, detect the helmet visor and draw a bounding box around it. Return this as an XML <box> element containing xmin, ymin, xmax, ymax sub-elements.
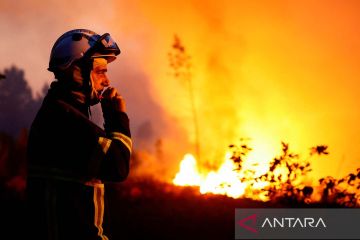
<box><xmin>85</xmin><ymin>33</ymin><xmax>120</xmax><ymax>58</ymax></box>
<box><xmin>93</xmin><ymin>33</ymin><xmax>121</xmax><ymax>55</ymax></box>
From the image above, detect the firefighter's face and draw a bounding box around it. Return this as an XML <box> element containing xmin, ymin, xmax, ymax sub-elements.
<box><xmin>90</xmin><ymin>58</ymin><xmax>110</xmax><ymax>96</ymax></box>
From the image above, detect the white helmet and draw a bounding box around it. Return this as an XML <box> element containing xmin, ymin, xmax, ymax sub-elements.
<box><xmin>48</xmin><ymin>29</ymin><xmax>121</xmax><ymax>72</ymax></box>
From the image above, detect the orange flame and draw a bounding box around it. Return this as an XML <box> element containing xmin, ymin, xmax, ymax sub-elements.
<box><xmin>173</xmin><ymin>154</ymin><xmax>201</xmax><ymax>186</ymax></box>
<box><xmin>173</xmin><ymin>152</ymin><xmax>273</xmax><ymax>201</ymax></box>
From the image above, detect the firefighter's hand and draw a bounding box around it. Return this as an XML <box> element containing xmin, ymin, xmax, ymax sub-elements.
<box><xmin>101</xmin><ymin>87</ymin><xmax>126</xmax><ymax>112</ymax></box>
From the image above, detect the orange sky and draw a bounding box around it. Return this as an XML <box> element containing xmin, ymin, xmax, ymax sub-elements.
<box><xmin>1</xmin><ymin>0</ymin><xmax>360</xmax><ymax>180</ymax></box>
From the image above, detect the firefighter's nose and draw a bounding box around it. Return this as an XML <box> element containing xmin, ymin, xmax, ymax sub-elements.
<box><xmin>103</xmin><ymin>76</ymin><xmax>110</xmax><ymax>87</ymax></box>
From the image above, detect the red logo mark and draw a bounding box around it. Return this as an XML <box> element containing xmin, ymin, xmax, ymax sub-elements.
<box><xmin>237</xmin><ymin>214</ymin><xmax>258</xmax><ymax>233</ymax></box>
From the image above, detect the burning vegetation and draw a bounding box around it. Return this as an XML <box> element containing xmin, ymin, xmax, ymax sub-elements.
<box><xmin>168</xmin><ymin>35</ymin><xmax>360</xmax><ymax>207</ymax></box>
<box><xmin>172</xmin><ymin>141</ymin><xmax>360</xmax><ymax>207</ymax></box>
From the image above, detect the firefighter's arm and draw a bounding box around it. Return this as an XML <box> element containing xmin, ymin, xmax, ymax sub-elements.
<box><xmin>98</xmin><ymin>87</ymin><xmax>131</xmax><ymax>182</ymax></box>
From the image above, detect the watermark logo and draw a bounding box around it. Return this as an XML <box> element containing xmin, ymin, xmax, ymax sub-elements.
<box><xmin>235</xmin><ymin>209</ymin><xmax>360</xmax><ymax>239</ymax></box>
<box><xmin>237</xmin><ymin>214</ymin><xmax>258</xmax><ymax>233</ymax></box>
<box><xmin>261</xmin><ymin>217</ymin><xmax>326</xmax><ymax>228</ymax></box>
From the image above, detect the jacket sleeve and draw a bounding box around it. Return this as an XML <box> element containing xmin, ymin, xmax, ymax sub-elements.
<box><xmin>44</xmin><ymin>99</ymin><xmax>132</xmax><ymax>183</ymax></box>
<box><xmin>97</xmin><ymin>111</ymin><xmax>132</xmax><ymax>182</ymax></box>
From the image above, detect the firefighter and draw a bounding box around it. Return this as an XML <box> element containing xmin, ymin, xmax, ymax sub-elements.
<box><xmin>26</xmin><ymin>29</ymin><xmax>131</xmax><ymax>240</ymax></box>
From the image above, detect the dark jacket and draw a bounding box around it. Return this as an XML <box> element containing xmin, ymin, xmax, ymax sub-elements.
<box><xmin>26</xmin><ymin>89</ymin><xmax>131</xmax><ymax>240</ymax></box>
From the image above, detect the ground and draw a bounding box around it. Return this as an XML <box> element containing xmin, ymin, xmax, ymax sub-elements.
<box><xmin>0</xmin><ymin>176</ymin><xmax>345</xmax><ymax>240</ymax></box>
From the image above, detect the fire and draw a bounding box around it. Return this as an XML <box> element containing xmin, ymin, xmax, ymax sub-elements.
<box><xmin>173</xmin><ymin>154</ymin><xmax>201</xmax><ymax>186</ymax></box>
<box><xmin>173</xmin><ymin>151</ymin><xmax>271</xmax><ymax>201</ymax></box>
<box><xmin>199</xmin><ymin>152</ymin><xmax>247</xmax><ymax>199</ymax></box>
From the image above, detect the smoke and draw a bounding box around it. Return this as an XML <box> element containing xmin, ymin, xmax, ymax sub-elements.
<box><xmin>113</xmin><ymin>0</ymin><xmax>360</xmax><ymax>180</ymax></box>
<box><xmin>2</xmin><ymin>0</ymin><xmax>360</xmax><ymax>180</ymax></box>
<box><xmin>0</xmin><ymin>0</ymin><xmax>191</xmax><ymax>180</ymax></box>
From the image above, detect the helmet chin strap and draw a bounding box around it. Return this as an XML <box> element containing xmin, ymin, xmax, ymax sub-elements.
<box><xmin>88</xmin><ymin>73</ymin><xmax>101</xmax><ymax>106</ymax></box>
<box><xmin>75</xmin><ymin>58</ymin><xmax>101</xmax><ymax>106</ymax></box>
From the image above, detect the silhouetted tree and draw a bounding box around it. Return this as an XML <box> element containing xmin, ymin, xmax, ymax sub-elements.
<box><xmin>168</xmin><ymin>35</ymin><xmax>201</xmax><ymax>160</ymax></box>
<box><xmin>0</xmin><ymin>130</ymin><xmax>27</xmax><ymax>196</ymax></box>
<box><xmin>0</xmin><ymin>65</ymin><xmax>46</xmax><ymax>138</ymax></box>
<box><xmin>0</xmin><ymin>132</ymin><xmax>16</xmax><ymax>183</ymax></box>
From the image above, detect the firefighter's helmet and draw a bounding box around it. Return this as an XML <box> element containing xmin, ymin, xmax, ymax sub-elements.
<box><xmin>48</xmin><ymin>29</ymin><xmax>121</xmax><ymax>72</ymax></box>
